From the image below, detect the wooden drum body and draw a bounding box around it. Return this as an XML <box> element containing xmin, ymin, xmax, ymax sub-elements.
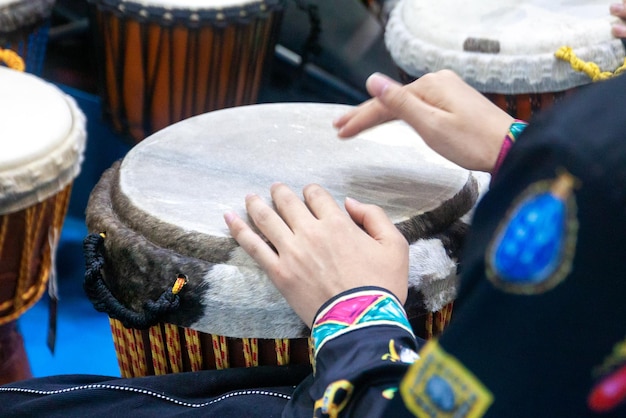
<box><xmin>385</xmin><ymin>0</ymin><xmax>626</xmax><ymax>120</ymax></box>
<box><xmin>0</xmin><ymin>67</ymin><xmax>86</xmax><ymax>326</ymax></box>
<box><xmin>0</xmin><ymin>0</ymin><xmax>55</xmax><ymax>75</ymax></box>
<box><xmin>88</xmin><ymin>0</ymin><xmax>285</xmax><ymax>143</ymax></box>
<box><xmin>84</xmin><ymin>103</ymin><xmax>488</xmax><ymax>377</ymax></box>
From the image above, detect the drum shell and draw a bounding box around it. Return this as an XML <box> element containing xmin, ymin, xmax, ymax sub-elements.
<box><xmin>397</xmin><ymin>70</ymin><xmax>576</xmax><ymax>121</ymax></box>
<box><xmin>484</xmin><ymin>91</ymin><xmax>579</xmax><ymax>121</ymax></box>
<box><xmin>88</xmin><ymin>0</ymin><xmax>285</xmax><ymax>143</ymax></box>
<box><xmin>107</xmin><ymin>304</ymin><xmax>452</xmax><ymax>378</ymax></box>
<box><xmin>0</xmin><ymin>0</ymin><xmax>55</xmax><ymax>75</ymax></box>
<box><xmin>0</xmin><ymin>185</ymin><xmax>72</xmax><ymax>325</ymax></box>
<box><xmin>109</xmin><ymin>319</ymin><xmax>312</xmax><ymax>377</ymax></box>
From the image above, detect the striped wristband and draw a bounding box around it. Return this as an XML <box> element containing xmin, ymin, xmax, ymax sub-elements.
<box><xmin>311</xmin><ymin>288</ymin><xmax>413</xmax><ymax>357</ymax></box>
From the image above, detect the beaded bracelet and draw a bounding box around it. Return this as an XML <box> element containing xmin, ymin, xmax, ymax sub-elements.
<box><xmin>492</xmin><ymin>119</ymin><xmax>528</xmax><ymax>179</ymax></box>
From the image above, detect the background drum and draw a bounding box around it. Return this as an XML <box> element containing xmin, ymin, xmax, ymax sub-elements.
<box><xmin>88</xmin><ymin>0</ymin><xmax>285</xmax><ymax>144</ymax></box>
<box><xmin>84</xmin><ymin>102</ymin><xmax>488</xmax><ymax>377</ymax></box>
<box><xmin>0</xmin><ymin>65</ymin><xmax>86</xmax><ymax>384</ymax></box>
<box><xmin>385</xmin><ymin>0</ymin><xmax>626</xmax><ymax>120</ymax></box>
<box><xmin>0</xmin><ymin>0</ymin><xmax>55</xmax><ymax>75</ymax></box>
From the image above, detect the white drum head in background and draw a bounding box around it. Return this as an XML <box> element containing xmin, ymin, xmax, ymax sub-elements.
<box><xmin>0</xmin><ymin>66</ymin><xmax>86</xmax><ymax>215</ymax></box>
<box><xmin>385</xmin><ymin>0</ymin><xmax>626</xmax><ymax>94</ymax></box>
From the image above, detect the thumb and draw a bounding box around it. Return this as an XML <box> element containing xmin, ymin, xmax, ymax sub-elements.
<box><xmin>365</xmin><ymin>72</ymin><xmax>403</xmax><ymax>98</ymax></box>
<box><xmin>365</xmin><ymin>73</ymin><xmax>437</xmax><ymax>137</ymax></box>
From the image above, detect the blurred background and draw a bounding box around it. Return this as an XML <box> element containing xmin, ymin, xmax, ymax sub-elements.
<box><xmin>15</xmin><ymin>0</ymin><xmax>401</xmax><ymax>378</ymax></box>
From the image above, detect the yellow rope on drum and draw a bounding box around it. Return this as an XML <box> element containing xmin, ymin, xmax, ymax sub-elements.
<box><xmin>15</xmin><ymin>207</ymin><xmax>36</xmax><ymax>313</ymax></box>
<box><xmin>109</xmin><ymin>318</ymin><xmax>133</xmax><ymax>378</ymax></box>
<box><xmin>149</xmin><ymin>325</ymin><xmax>169</xmax><ymax>375</ymax></box>
<box><xmin>211</xmin><ymin>335</ymin><xmax>230</xmax><ymax>369</ymax></box>
<box><xmin>242</xmin><ymin>338</ymin><xmax>259</xmax><ymax>367</ymax></box>
<box><xmin>184</xmin><ymin>328</ymin><xmax>203</xmax><ymax>371</ymax></box>
<box><xmin>122</xmin><ymin>325</ymin><xmax>142</xmax><ymax>377</ymax></box>
<box><xmin>132</xmin><ymin>328</ymin><xmax>148</xmax><ymax>376</ymax></box>
<box><xmin>0</xmin><ymin>48</ymin><xmax>25</xmax><ymax>71</ymax></box>
<box><xmin>164</xmin><ymin>324</ymin><xmax>183</xmax><ymax>374</ymax></box>
<box><xmin>275</xmin><ymin>338</ymin><xmax>290</xmax><ymax>365</ymax></box>
<box><xmin>555</xmin><ymin>46</ymin><xmax>626</xmax><ymax>81</ymax></box>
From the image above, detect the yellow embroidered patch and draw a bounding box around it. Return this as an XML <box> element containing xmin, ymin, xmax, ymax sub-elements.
<box><xmin>382</xmin><ymin>339</ymin><xmax>419</xmax><ymax>364</ymax></box>
<box><xmin>400</xmin><ymin>340</ymin><xmax>493</xmax><ymax>417</ymax></box>
<box><xmin>314</xmin><ymin>379</ymin><xmax>354</xmax><ymax>418</ymax></box>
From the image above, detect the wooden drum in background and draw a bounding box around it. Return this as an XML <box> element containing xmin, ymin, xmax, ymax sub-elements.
<box><xmin>88</xmin><ymin>0</ymin><xmax>285</xmax><ymax>143</ymax></box>
<box><xmin>0</xmin><ymin>0</ymin><xmax>55</xmax><ymax>75</ymax></box>
<box><xmin>0</xmin><ymin>66</ymin><xmax>86</xmax><ymax>326</ymax></box>
<box><xmin>0</xmin><ymin>66</ymin><xmax>86</xmax><ymax>383</ymax></box>
<box><xmin>385</xmin><ymin>0</ymin><xmax>626</xmax><ymax>120</ymax></box>
<box><xmin>84</xmin><ymin>103</ymin><xmax>488</xmax><ymax>378</ymax></box>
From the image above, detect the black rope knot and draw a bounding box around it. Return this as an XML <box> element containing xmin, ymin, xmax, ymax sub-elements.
<box><xmin>83</xmin><ymin>233</ymin><xmax>183</xmax><ymax>329</ymax></box>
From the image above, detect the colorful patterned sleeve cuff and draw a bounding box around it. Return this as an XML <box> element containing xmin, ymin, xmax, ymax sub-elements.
<box><xmin>492</xmin><ymin>119</ymin><xmax>528</xmax><ymax>180</ymax></box>
<box><xmin>311</xmin><ymin>287</ymin><xmax>414</xmax><ymax>357</ymax></box>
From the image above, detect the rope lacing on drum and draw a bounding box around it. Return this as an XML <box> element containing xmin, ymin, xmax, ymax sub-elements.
<box><xmin>83</xmin><ymin>232</ymin><xmax>187</xmax><ymax>329</ymax></box>
<box><xmin>555</xmin><ymin>46</ymin><xmax>626</xmax><ymax>81</ymax></box>
<box><xmin>0</xmin><ymin>48</ymin><xmax>25</xmax><ymax>71</ymax></box>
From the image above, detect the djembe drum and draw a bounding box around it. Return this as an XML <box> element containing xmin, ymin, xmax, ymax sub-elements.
<box><xmin>0</xmin><ymin>64</ymin><xmax>86</xmax><ymax>384</ymax></box>
<box><xmin>0</xmin><ymin>0</ymin><xmax>55</xmax><ymax>75</ymax></box>
<box><xmin>83</xmin><ymin>103</ymin><xmax>487</xmax><ymax>378</ymax></box>
<box><xmin>385</xmin><ymin>0</ymin><xmax>626</xmax><ymax>120</ymax></box>
<box><xmin>88</xmin><ymin>0</ymin><xmax>285</xmax><ymax>143</ymax></box>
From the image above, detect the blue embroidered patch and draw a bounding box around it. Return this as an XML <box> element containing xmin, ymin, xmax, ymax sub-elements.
<box><xmin>486</xmin><ymin>172</ymin><xmax>578</xmax><ymax>294</ymax></box>
<box><xmin>400</xmin><ymin>340</ymin><xmax>493</xmax><ymax>417</ymax></box>
<box><xmin>425</xmin><ymin>375</ymin><xmax>455</xmax><ymax>411</ymax></box>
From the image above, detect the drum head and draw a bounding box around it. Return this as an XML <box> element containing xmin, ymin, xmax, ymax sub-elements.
<box><xmin>87</xmin><ymin>103</ymin><xmax>484</xmax><ymax>338</ymax></box>
<box><xmin>0</xmin><ymin>67</ymin><xmax>86</xmax><ymax>214</ymax></box>
<box><xmin>122</xmin><ymin>103</ymin><xmax>470</xmax><ymax>238</ymax></box>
